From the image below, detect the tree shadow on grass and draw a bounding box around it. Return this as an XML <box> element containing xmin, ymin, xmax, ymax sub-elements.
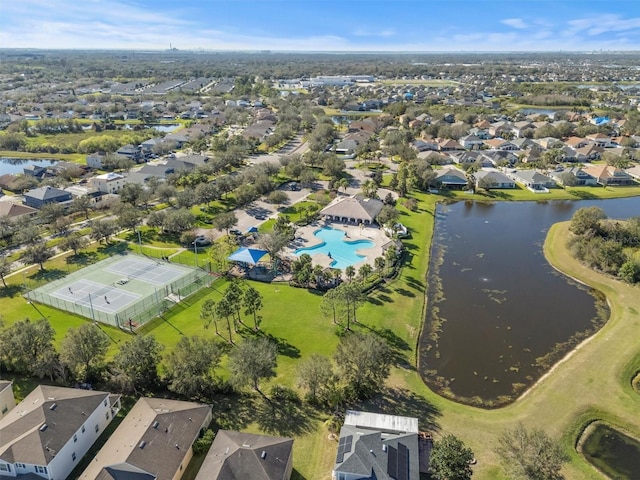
<box><xmin>0</xmin><ymin>285</ymin><xmax>24</xmax><ymax>298</ymax></box>
<box><xmin>254</xmin><ymin>395</ymin><xmax>317</xmax><ymax>437</ymax></box>
<box><xmin>243</xmin><ymin>330</ymin><xmax>301</xmax><ymax>359</ymax></box>
<box><xmin>363</xmin><ymin>387</ymin><xmax>441</xmax><ymax>433</ymax></box>
<box><xmin>30</xmin><ymin>269</ymin><xmax>66</xmax><ymax>282</ymax></box>
<box><xmin>67</xmin><ymin>251</ymin><xmax>98</xmax><ymax>266</ymax></box>
<box><xmin>358</xmin><ymin>324</ymin><xmax>413</xmax><ymax>370</ymax></box>
<box><xmin>98</xmin><ymin>242</ymin><xmax>128</xmax><ymax>255</ymax></box>
<box><xmin>569</xmin><ymin>189</ymin><xmax>598</xmax><ymax>200</ymax></box>
<box><xmin>210</xmin><ymin>392</ymin><xmax>255</xmax><ymax>431</ymax></box>
<box><xmin>394</xmin><ymin>287</ymin><xmax>416</xmax><ymax>298</ymax></box>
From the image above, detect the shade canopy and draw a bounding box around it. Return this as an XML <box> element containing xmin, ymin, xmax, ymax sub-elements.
<box><xmin>227</xmin><ymin>247</ymin><xmax>268</xmax><ymax>265</ymax></box>
<box><xmin>246</xmin><ymin>226</ymin><xmax>259</xmax><ymax>233</ymax></box>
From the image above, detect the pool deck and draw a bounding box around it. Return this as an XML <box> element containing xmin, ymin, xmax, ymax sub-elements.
<box><xmin>284</xmin><ymin>221</ymin><xmax>391</xmax><ymax>272</ymax></box>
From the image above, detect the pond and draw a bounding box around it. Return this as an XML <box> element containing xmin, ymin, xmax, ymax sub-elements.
<box><xmin>518</xmin><ymin>108</ymin><xmax>560</xmax><ymax>118</ymax></box>
<box><xmin>419</xmin><ymin>197</ymin><xmax>640</xmax><ymax>406</ymax></box>
<box><xmin>123</xmin><ymin>123</ymin><xmax>181</xmax><ymax>132</ymax></box>
<box><xmin>581</xmin><ymin>423</ymin><xmax>640</xmax><ymax>479</ymax></box>
<box><xmin>0</xmin><ymin>157</ymin><xmax>58</xmax><ymax>176</ymax></box>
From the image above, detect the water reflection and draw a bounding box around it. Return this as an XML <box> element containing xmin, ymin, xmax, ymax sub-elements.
<box><xmin>420</xmin><ymin>198</ymin><xmax>640</xmax><ymax>406</ymax></box>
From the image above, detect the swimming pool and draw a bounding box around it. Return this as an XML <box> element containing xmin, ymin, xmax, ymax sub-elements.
<box><xmin>294</xmin><ymin>227</ymin><xmax>374</xmax><ymax>270</ymax></box>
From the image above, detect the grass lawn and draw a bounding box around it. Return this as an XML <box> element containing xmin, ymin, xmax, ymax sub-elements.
<box><xmin>2</xmin><ymin>189</ymin><xmax>640</xmax><ymax>479</ymax></box>
<box><xmin>444</xmin><ymin>183</ymin><xmax>640</xmax><ymax>202</ymax></box>
<box><xmin>0</xmin><ymin>150</ymin><xmax>87</xmax><ymax>163</ymax></box>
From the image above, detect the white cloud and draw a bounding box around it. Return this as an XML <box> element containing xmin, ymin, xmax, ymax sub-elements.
<box><xmin>502</xmin><ymin>18</ymin><xmax>527</xmax><ymax>29</ymax></box>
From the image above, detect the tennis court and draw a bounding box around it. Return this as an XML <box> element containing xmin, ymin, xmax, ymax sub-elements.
<box><xmin>50</xmin><ymin>279</ymin><xmax>140</xmax><ymax>315</ymax></box>
<box><xmin>29</xmin><ymin>253</ymin><xmax>212</xmax><ymax>329</ymax></box>
<box><xmin>105</xmin><ymin>258</ymin><xmax>187</xmax><ymax>286</ymax></box>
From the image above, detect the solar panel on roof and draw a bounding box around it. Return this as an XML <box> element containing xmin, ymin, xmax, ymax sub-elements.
<box><xmin>398</xmin><ymin>443</ymin><xmax>409</xmax><ymax>480</ymax></box>
<box><xmin>345</xmin><ymin>435</ymin><xmax>353</xmax><ymax>453</ymax></box>
<box><xmin>336</xmin><ymin>451</ymin><xmax>344</xmax><ymax>463</ymax></box>
<box><xmin>387</xmin><ymin>445</ymin><xmax>398</xmax><ymax>478</ymax></box>
<box><xmin>339</xmin><ymin>436</ymin><xmax>346</xmax><ymax>446</ymax></box>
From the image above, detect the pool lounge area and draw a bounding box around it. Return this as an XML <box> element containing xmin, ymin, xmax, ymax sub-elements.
<box><xmin>286</xmin><ymin>223</ymin><xmax>390</xmax><ymax>272</ymax></box>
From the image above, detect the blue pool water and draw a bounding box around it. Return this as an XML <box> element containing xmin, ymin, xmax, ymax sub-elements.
<box><xmin>294</xmin><ymin>227</ymin><xmax>374</xmax><ymax>270</ymax></box>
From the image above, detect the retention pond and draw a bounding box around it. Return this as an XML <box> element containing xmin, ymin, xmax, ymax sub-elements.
<box><xmin>581</xmin><ymin>422</ymin><xmax>640</xmax><ymax>479</ymax></box>
<box><xmin>419</xmin><ymin>197</ymin><xmax>640</xmax><ymax>407</ymax></box>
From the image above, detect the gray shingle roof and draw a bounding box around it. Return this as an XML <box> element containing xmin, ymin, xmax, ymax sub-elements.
<box><xmin>24</xmin><ymin>186</ymin><xmax>70</xmax><ymax>201</ymax></box>
<box><xmin>320</xmin><ymin>196</ymin><xmax>384</xmax><ymax>223</ymax></box>
<box><xmin>0</xmin><ymin>386</ymin><xmax>113</xmax><ymax>466</ymax></box>
<box><xmin>195</xmin><ymin>431</ymin><xmax>293</xmax><ymax>480</ymax></box>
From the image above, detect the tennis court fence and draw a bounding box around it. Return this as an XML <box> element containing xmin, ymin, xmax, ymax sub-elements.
<box><xmin>28</xmin><ymin>256</ymin><xmax>214</xmax><ymax>329</ymax></box>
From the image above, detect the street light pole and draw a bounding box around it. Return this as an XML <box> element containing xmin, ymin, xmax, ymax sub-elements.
<box><xmin>194</xmin><ymin>240</ymin><xmax>199</xmax><ymax>269</ymax></box>
<box><xmin>137</xmin><ymin>229</ymin><xmax>142</xmax><ymax>254</ymax></box>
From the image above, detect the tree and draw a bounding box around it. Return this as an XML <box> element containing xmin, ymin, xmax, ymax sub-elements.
<box><xmin>162</xmin><ymin>208</ymin><xmax>195</xmax><ymax>234</ymax></box>
<box><xmin>361</xmin><ymin>179</ymin><xmax>378</xmax><ymax>199</ymax></box>
<box><xmin>358</xmin><ymin>263</ymin><xmax>373</xmax><ymax>281</ymax></box>
<box><xmin>267</xmin><ymin>190</ymin><xmax>288</xmax><ymax>206</ymax></box>
<box><xmin>70</xmin><ymin>195</ymin><xmax>92</xmax><ymax>219</ymax></box>
<box><xmin>258</xmin><ymin>232</ymin><xmax>290</xmax><ymax>269</ymax></box>
<box><xmin>223</xmin><ymin>281</ymin><xmax>244</xmax><ymax>330</ymax></box>
<box><xmin>115</xmin><ymin>204</ymin><xmax>142</xmax><ymax>232</ymax></box>
<box><xmin>200</xmin><ymin>299</ymin><xmax>218</xmax><ymax>333</ymax></box>
<box><xmin>60</xmin><ymin>323</ymin><xmax>110</xmax><ymax>382</ymax></box>
<box><xmin>37</xmin><ymin>203</ymin><xmax>66</xmax><ymax>226</ymax></box>
<box><xmin>164</xmin><ymin>336</ymin><xmax>224</xmax><ymax>399</ymax></box>
<box><xmin>497</xmin><ymin>423</ymin><xmax>568</xmax><ymax>480</ymax></box>
<box><xmin>557</xmin><ymin>171</ymin><xmax>578</xmax><ymax>187</ymax></box>
<box><xmin>195</xmin><ymin>182</ymin><xmax>220</xmax><ymax>207</ymax></box>
<box><xmin>22</xmin><ymin>241</ymin><xmax>53</xmax><ymax>270</ymax></box>
<box><xmin>333</xmin><ymin>332</ymin><xmax>390</xmax><ymax>399</ymax></box>
<box><xmin>430</xmin><ymin>434</ymin><xmax>475</xmax><ymax>480</ymax></box>
<box><xmin>619</xmin><ymin>260</ymin><xmax>640</xmax><ymax>284</ymax></box>
<box><xmin>296</xmin><ymin>353</ymin><xmax>335</xmax><ymax>404</ymax></box>
<box><xmin>91</xmin><ymin>219</ymin><xmax>118</xmax><ymax>244</ymax></box>
<box><xmin>60</xmin><ymin>233</ymin><xmax>88</xmax><ymax>256</ymax></box>
<box><xmin>119</xmin><ymin>183</ymin><xmax>144</xmax><ymax>206</ymax></box>
<box><xmin>319</xmin><ymin>287</ymin><xmax>345</xmax><ymax>325</ymax></box>
<box><xmin>212</xmin><ymin>211</ymin><xmax>238</xmax><ymax>235</ymax></box>
<box><xmin>243</xmin><ymin>285</ymin><xmax>264</xmax><ymax>330</ymax></box>
<box><xmin>345</xmin><ymin>265</ymin><xmax>356</xmax><ymax>282</ymax></box>
<box><xmin>229</xmin><ymin>337</ymin><xmax>277</xmax><ymax>397</ymax></box>
<box><xmin>0</xmin><ymin>318</ymin><xmax>58</xmax><ymax>379</ymax></box>
<box><xmin>0</xmin><ymin>255</ymin><xmax>10</xmax><ymax>288</ymax></box>
<box><xmin>215</xmin><ymin>296</ymin><xmax>235</xmax><ymax>344</ymax></box>
<box><xmin>114</xmin><ymin>335</ymin><xmax>164</xmax><ymax>393</ymax></box>
<box><xmin>569</xmin><ymin>206</ymin><xmax>606</xmax><ymax>236</ymax></box>
<box><xmin>377</xmin><ymin>204</ymin><xmax>400</xmax><ymax>227</ymax></box>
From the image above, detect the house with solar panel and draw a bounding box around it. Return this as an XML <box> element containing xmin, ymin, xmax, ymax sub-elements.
<box><xmin>332</xmin><ymin>410</ymin><xmax>423</xmax><ymax>480</ymax></box>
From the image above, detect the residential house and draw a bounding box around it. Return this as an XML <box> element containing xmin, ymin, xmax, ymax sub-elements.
<box><xmin>433</xmin><ymin>167</ymin><xmax>468</xmax><ymax>189</ymax></box>
<box><xmin>449</xmin><ymin>151</ymin><xmax>490</xmax><ymax>167</ymax></box>
<box><xmin>474</xmin><ymin>170</ymin><xmax>516</xmax><ymax>189</ymax></box>
<box><xmin>334</xmin><ymin>139</ymin><xmax>359</xmax><ymax>156</ymax></box>
<box><xmin>586</xmin><ymin>133</ymin><xmax>614</xmax><ymax>148</ymax></box>
<box><xmin>481</xmin><ymin>150</ymin><xmax>519</xmax><ymax>167</ymax></box>
<box><xmin>512</xmin><ymin>120</ymin><xmax>534</xmax><ymax>138</ymax></box>
<box><xmin>411</xmin><ymin>139</ymin><xmax>438</xmax><ymax>152</ymax></box>
<box><xmin>458</xmin><ymin>135</ymin><xmax>484</xmax><ymax>150</ymax></box>
<box><xmin>509</xmin><ymin>170</ymin><xmax>556</xmax><ymax>191</ymax></box>
<box><xmin>511</xmin><ymin>138</ymin><xmax>543</xmax><ymax>152</ymax></box>
<box><xmin>23</xmin><ymin>186</ymin><xmax>72</xmax><ymax>209</ymax></box>
<box><xmin>0</xmin><ymin>385</ymin><xmax>121</xmax><ymax>480</ymax></box>
<box><xmin>124</xmin><ymin>165</ymin><xmax>175</xmax><ymax>185</ymax></box>
<box><xmin>332</xmin><ymin>410</ymin><xmax>422</xmax><ymax>480</ymax></box>
<box><xmin>140</xmin><ymin>137</ymin><xmax>164</xmax><ymax>155</ymax></box>
<box><xmin>582</xmin><ymin>165</ymin><xmax>636</xmax><ymax>186</ymax></box>
<box><xmin>488</xmin><ymin>121</ymin><xmax>514</xmax><ymax>138</ymax></box>
<box><xmin>86</xmin><ymin>152</ymin><xmax>107</xmax><ymax>169</ymax></box>
<box><xmin>116</xmin><ymin>144</ymin><xmax>142</xmax><ymax>162</ymax></box>
<box><xmin>80</xmin><ymin>397</ymin><xmax>211</xmax><ymax>480</ymax></box>
<box><xmin>0</xmin><ymin>382</ymin><xmax>15</xmax><ymax>420</ymax></box>
<box><xmin>23</xmin><ymin>165</ymin><xmax>48</xmax><ymax>179</ymax></box>
<box><xmin>534</xmin><ymin>137</ymin><xmax>563</xmax><ymax>149</ymax></box>
<box><xmin>63</xmin><ymin>185</ymin><xmax>103</xmax><ymax>205</ymax></box>
<box><xmin>468</xmin><ymin>127</ymin><xmax>492</xmax><ymax>139</ymax></box>
<box><xmin>438</xmin><ymin>139</ymin><xmax>463</xmax><ymax>152</ymax></box>
<box><xmin>90</xmin><ymin>172</ymin><xmax>126</xmax><ymax>194</ymax></box>
<box><xmin>575</xmin><ymin>144</ymin><xmax>603</xmax><ymax>161</ymax></box>
<box><xmin>0</xmin><ymin>202</ymin><xmax>38</xmax><ymax>222</ymax></box>
<box><xmin>549</xmin><ymin>167</ymin><xmax>598</xmax><ymax>186</ymax></box>
<box><xmin>195</xmin><ymin>431</ymin><xmax>293</xmax><ymax>480</ymax></box>
<box><xmin>320</xmin><ymin>195</ymin><xmax>384</xmax><ymax>225</ymax></box>
<box><xmin>625</xmin><ymin>165</ymin><xmax>640</xmax><ymax>181</ymax></box>
<box><xmin>483</xmin><ymin>139</ymin><xmax>519</xmax><ymax>151</ymax></box>
<box><xmin>565</xmin><ymin>136</ymin><xmax>589</xmax><ymax>149</ymax></box>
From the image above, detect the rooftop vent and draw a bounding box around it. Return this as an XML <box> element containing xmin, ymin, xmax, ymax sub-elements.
<box><xmin>152</xmin><ymin>421</ymin><xmax>159</xmax><ymax>429</ymax></box>
<box><xmin>261</xmin><ymin>451</ymin><xmax>267</xmax><ymax>459</ymax></box>
<box><xmin>49</xmin><ymin>403</ymin><xmax>57</xmax><ymax>411</ymax></box>
<box><xmin>242</xmin><ymin>444</ymin><xmax>251</xmax><ymax>448</ymax></box>
<box><xmin>39</xmin><ymin>424</ymin><xmax>48</xmax><ymax>432</ymax></box>
<box><xmin>382</xmin><ymin>444</ymin><xmax>388</xmax><ymax>452</ymax></box>
<box><xmin>139</xmin><ymin>441</ymin><xmax>146</xmax><ymax>449</ymax></box>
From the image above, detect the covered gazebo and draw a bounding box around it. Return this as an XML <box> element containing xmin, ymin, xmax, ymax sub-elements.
<box><xmin>227</xmin><ymin>247</ymin><xmax>269</xmax><ymax>265</ymax></box>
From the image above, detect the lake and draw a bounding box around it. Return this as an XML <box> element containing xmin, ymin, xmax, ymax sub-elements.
<box><xmin>519</xmin><ymin>108</ymin><xmax>560</xmax><ymax>118</ymax></box>
<box><xmin>420</xmin><ymin>197</ymin><xmax>640</xmax><ymax>406</ymax></box>
<box><xmin>0</xmin><ymin>158</ymin><xmax>58</xmax><ymax>176</ymax></box>
<box><xmin>123</xmin><ymin>123</ymin><xmax>181</xmax><ymax>132</ymax></box>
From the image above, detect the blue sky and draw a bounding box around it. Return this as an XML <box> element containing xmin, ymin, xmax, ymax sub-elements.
<box><xmin>2</xmin><ymin>0</ymin><xmax>640</xmax><ymax>51</ymax></box>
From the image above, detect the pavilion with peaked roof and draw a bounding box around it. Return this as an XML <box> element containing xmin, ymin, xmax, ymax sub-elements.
<box><xmin>320</xmin><ymin>195</ymin><xmax>384</xmax><ymax>225</ymax></box>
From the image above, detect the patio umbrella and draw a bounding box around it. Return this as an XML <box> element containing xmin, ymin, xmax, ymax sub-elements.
<box><xmin>227</xmin><ymin>247</ymin><xmax>268</xmax><ymax>265</ymax></box>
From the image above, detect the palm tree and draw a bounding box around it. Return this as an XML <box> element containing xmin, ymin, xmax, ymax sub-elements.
<box><xmin>345</xmin><ymin>265</ymin><xmax>356</xmax><ymax>282</ymax></box>
<box><xmin>358</xmin><ymin>264</ymin><xmax>373</xmax><ymax>281</ymax></box>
